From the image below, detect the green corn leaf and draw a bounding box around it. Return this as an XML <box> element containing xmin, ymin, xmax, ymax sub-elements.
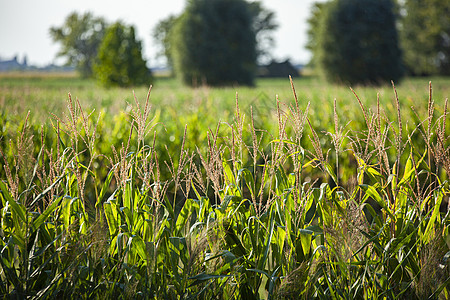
<box><xmin>421</xmin><ymin>189</ymin><xmax>444</xmax><ymax>243</ymax></box>
<box><xmin>299</xmin><ymin>229</ymin><xmax>313</xmax><ymax>257</ymax></box>
<box><xmin>359</xmin><ymin>184</ymin><xmax>394</xmax><ymax>219</ymax></box>
<box><xmin>123</xmin><ymin>181</ymin><xmax>133</xmax><ymax>210</ymax></box>
<box><xmin>366</xmin><ymin>166</ymin><xmax>384</xmax><ymax>184</ymax></box>
<box><xmin>396</xmin><ymin>187</ymin><xmax>408</xmax><ymax>210</ymax></box>
<box><xmin>29</xmin><ymin>234</ymin><xmax>65</xmax><ymax>277</ymax></box>
<box><xmin>429</xmin><ymin>276</ymin><xmax>450</xmax><ymax>299</ymax></box>
<box><xmin>247</xmin><ymin>216</ymin><xmax>262</xmax><ymax>258</ymax></box>
<box><xmin>354</xmin><ymin>153</ymin><xmax>366</xmax><ymax>185</ymax></box>
<box><xmin>28</xmin><ymin>174</ymin><xmax>65</xmax><ymax>208</ymax></box>
<box><xmin>284</xmin><ymin>193</ymin><xmax>294</xmax><ymax>248</ymax></box>
<box><xmin>132</xmin><ymin>214</ymin><xmax>145</xmax><ymax>234</ymax></box>
<box><xmin>223</xmin><ymin>221</ymin><xmax>248</xmax><ymax>259</ymax></box>
<box><xmin>388</xmin><ymin>237</ymin><xmax>420</xmax><ymax>282</ymax></box>
<box><xmin>119</xmin><ymin>206</ymin><xmax>133</xmax><ymax>231</ymax></box>
<box><xmin>31</xmin><ymin>196</ymin><xmax>63</xmax><ymax>232</ymax></box>
<box><xmin>392</xmin><ymin>161</ymin><xmax>398</xmax><ymax>196</ymax></box>
<box><xmin>34</xmin><ymin>272</ymin><xmax>64</xmax><ymax>299</ymax></box>
<box><xmin>398</xmin><ymin>149</ymin><xmax>427</xmax><ymax>187</ymax></box>
<box><xmin>188</xmin><ymin>272</ymin><xmax>233</xmax><ymax>287</ymax></box>
<box><xmin>0</xmin><ymin>180</ymin><xmax>26</xmax><ymax>223</ymax></box>
<box><xmin>96</xmin><ymin>169</ymin><xmax>114</xmax><ymax>209</ymax></box>
<box><xmin>168</xmin><ymin>237</ymin><xmax>188</xmax><ymax>283</ymax></box>
<box><xmin>0</xmin><ymin>254</ymin><xmax>21</xmax><ymax>291</ymax></box>
<box><xmin>109</xmin><ymin>235</ymin><xmax>118</xmax><ymax>256</ymax></box>
<box><xmin>116</xmin><ymin>232</ymin><xmax>128</xmax><ymax>257</ymax></box>
<box><xmin>175</xmin><ymin>198</ymin><xmax>198</xmax><ymax>235</ymax></box>
<box><xmin>69</xmin><ymin>197</ymin><xmax>89</xmax><ymax>234</ymax></box>
<box><xmin>222</xmin><ymin>159</ymin><xmax>235</xmax><ymax>185</ymax></box>
<box><xmin>238</xmin><ymin>168</ymin><xmax>255</xmax><ymax>200</ymax></box>
<box><xmin>155</xmin><ymin>218</ymin><xmax>169</xmax><ymax>242</ymax></box>
<box><xmin>361</xmin><ymin>202</ymin><xmax>383</xmax><ymax>229</ymax></box>
<box><xmin>104</xmin><ymin>196</ymin><xmax>119</xmax><ymax>236</ymax></box>
<box><xmin>303</xmin><ymin>191</ymin><xmax>316</xmax><ymax>225</ymax></box>
<box><xmin>142</xmin><ymin>212</ymin><xmax>154</xmax><ymax>242</ymax></box>
<box><xmin>218</xmin><ymin>195</ymin><xmax>239</xmax><ymax>215</ymax></box>
<box><xmin>130</xmin><ymin>235</ymin><xmax>147</xmax><ymax>263</ymax></box>
<box><xmin>246</xmin><ymin>268</ymin><xmax>270</xmax><ymax>280</ymax></box>
<box><xmin>267</xmin><ymin>266</ymin><xmax>282</xmax><ymax>300</ymax></box>
<box><xmin>324</xmin><ymin>161</ymin><xmax>338</xmax><ymax>186</ymax></box>
<box><xmin>60</xmin><ymin>196</ymin><xmax>72</xmax><ymax>230</ymax></box>
<box><xmin>317</xmin><ymin>183</ymin><xmax>334</xmax><ymax>227</ymax></box>
<box><xmin>303</xmin><ymin>158</ymin><xmax>319</xmax><ymax>169</ymax></box>
<box><xmin>258</xmin><ymin>210</ymin><xmax>275</xmax><ymax>271</ymax></box>
<box><xmin>273</xmin><ymin>225</ymin><xmax>286</xmax><ymax>258</ymax></box>
<box><xmin>163</xmin><ymin>193</ymin><xmax>175</xmax><ymax>221</ymax></box>
<box><xmin>401</xmin><ymin>150</ymin><xmax>414</xmax><ymax>185</ymax></box>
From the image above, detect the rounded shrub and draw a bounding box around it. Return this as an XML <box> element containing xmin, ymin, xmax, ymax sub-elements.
<box><xmin>317</xmin><ymin>0</ymin><xmax>403</xmax><ymax>85</ymax></box>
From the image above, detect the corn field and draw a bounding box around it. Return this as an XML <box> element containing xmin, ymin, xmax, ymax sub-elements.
<box><xmin>0</xmin><ymin>78</ymin><xmax>449</xmax><ymax>299</ymax></box>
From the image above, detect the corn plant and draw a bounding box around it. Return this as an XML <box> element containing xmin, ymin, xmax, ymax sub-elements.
<box><xmin>0</xmin><ymin>79</ymin><xmax>448</xmax><ymax>299</ymax></box>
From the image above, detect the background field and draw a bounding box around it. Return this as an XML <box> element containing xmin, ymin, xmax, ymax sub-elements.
<box><xmin>1</xmin><ymin>73</ymin><xmax>450</xmax><ymax>208</ymax></box>
<box><xmin>2</xmin><ymin>72</ymin><xmax>450</xmax><ymax>124</ymax></box>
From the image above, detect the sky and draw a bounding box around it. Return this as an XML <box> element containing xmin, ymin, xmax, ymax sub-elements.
<box><xmin>0</xmin><ymin>0</ymin><xmax>323</xmax><ymax>68</ymax></box>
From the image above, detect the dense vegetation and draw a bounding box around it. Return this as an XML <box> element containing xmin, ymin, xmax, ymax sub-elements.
<box><xmin>0</xmin><ymin>74</ymin><xmax>449</xmax><ymax>298</ymax></box>
<box><xmin>307</xmin><ymin>0</ymin><xmax>450</xmax><ymax>81</ymax></box>
<box><xmin>171</xmin><ymin>0</ymin><xmax>257</xmax><ymax>86</ymax></box>
<box><xmin>401</xmin><ymin>0</ymin><xmax>450</xmax><ymax>76</ymax></box>
<box><xmin>316</xmin><ymin>0</ymin><xmax>403</xmax><ymax>85</ymax></box>
<box><xmin>49</xmin><ymin>12</ymin><xmax>108</xmax><ymax>78</ymax></box>
<box><xmin>94</xmin><ymin>22</ymin><xmax>151</xmax><ymax>87</ymax></box>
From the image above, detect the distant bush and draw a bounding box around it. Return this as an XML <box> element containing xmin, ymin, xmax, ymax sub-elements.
<box><xmin>94</xmin><ymin>22</ymin><xmax>152</xmax><ymax>87</ymax></box>
<box><xmin>171</xmin><ymin>0</ymin><xmax>257</xmax><ymax>86</ymax></box>
<box><xmin>317</xmin><ymin>0</ymin><xmax>403</xmax><ymax>85</ymax></box>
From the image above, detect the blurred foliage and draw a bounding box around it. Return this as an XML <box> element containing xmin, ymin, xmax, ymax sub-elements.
<box><xmin>401</xmin><ymin>0</ymin><xmax>450</xmax><ymax>76</ymax></box>
<box><xmin>315</xmin><ymin>0</ymin><xmax>403</xmax><ymax>85</ymax></box>
<box><xmin>308</xmin><ymin>0</ymin><xmax>450</xmax><ymax>80</ymax></box>
<box><xmin>94</xmin><ymin>22</ymin><xmax>152</xmax><ymax>87</ymax></box>
<box><xmin>171</xmin><ymin>0</ymin><xmax>257</xmax><ymax>86</ymax></box>
<box><xmin>306</xmin><ymin>2</ymin><xmax>329</xmax><ymax>69</ymax></box>
<box><xmin>247</xmin><ymin>1</ymin><xmax>279</xmax><ymax>64</ymax></box>
<box><xmin>152</xmin><ymin>1</ymin><xmax>277</xmax><ymax>73</ymax></box>
<box><xmin>49</xmin><ymin>12</ymin><xmax>108</xmax><ymax>78</ymax></box>
<box><xmin>152</xmin><ymin>15</ymin><xmax>178</xmax><ymax>72</ymax></box>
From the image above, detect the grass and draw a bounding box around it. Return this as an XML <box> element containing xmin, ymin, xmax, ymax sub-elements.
<box><xmin>0</xmin><ymin>72</ymin><xmax>449</xmax><ymax>299</ymax></box>
<box><xmin>1</xmin><ymin>73</ymin><xmax>449</xmax><ymax>121</ymax></box>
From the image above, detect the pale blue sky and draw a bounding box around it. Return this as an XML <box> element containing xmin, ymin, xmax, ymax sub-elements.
<box><xmin>0</xmin><ymin>0</ymin><xmax>324</xmax><ymax>67</ymax></box>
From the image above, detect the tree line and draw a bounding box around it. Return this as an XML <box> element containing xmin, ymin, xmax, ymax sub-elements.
<box><xmin>50</xmin><ymin>13</ymin><xmax>152</xmax><ymax>87</ymax></box>
<box><xmin>50</xmin><ymin>0</ymin><xmax>277</xmax><ymax>87</ymax></box>
<box><xmin>50</xmin><ymin>0</ymin><xmax>450</xmax><ymax>87</ymax></box>
<box><xmin>307</xmin><ymin>0</ymin><xmax>450</xmax><ymax>85</ymax></box>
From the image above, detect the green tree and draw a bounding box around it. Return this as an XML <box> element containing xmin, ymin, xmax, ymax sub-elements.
<box><xmin>401</xmin><ymin>0</ymin><xmax>450</xmax><ymax>75</ymax></box>
<box><xmin>306</xmin><ymin>2</ymin><xmax>330</xmax><ymax>68</ymax></box>
<box><xmin>152</xmin><ymin>15</ymin><xmax>178</xmax><ymax>71</ymax></box>
<box><xmin>247</xmin><ymin>1</ymin><xmax>278</xmax><ymax>64</ymax></box>
<box><xmin>94</xmin><ymin>22</ymin><xmax>151</xmax><ymax>87</ymax></box>
<box><xmin>171</xmin><ymin>0</ymin><xmax>257</xmax><ymax>86</ymax></box>
<box><xmin>153</xmin><ymin>1</ymin><xmax>276</xmax><ymax>69</ymax></box>
<box><xmin>153</xmin><ymin>2</ymin><xmax>276</xmax><ymax>69</ymax></box>
<box><xmin>315</xmin><ymin>0</ymin><xmax>403</xmax><ymax>85</ymax></box>
<box><xmin>50</xmin><ymin>12</ymin><xmax>107</xmax><ymax>78</ymax></box>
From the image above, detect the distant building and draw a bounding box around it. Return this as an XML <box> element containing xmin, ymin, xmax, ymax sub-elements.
<box><xmin>0</xmin><ymin>56</ymin><xmax>25</xmax><ymax>71</ymax></box>
<box><xmin>258</xmin><ymin>59</ymin><xmax>301</xmax><ymax>78</ymax></box>
<box><xmin>0</xmin><ymin>55</ymin><xmax>74</xmax><ymax>72</ymax></box>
